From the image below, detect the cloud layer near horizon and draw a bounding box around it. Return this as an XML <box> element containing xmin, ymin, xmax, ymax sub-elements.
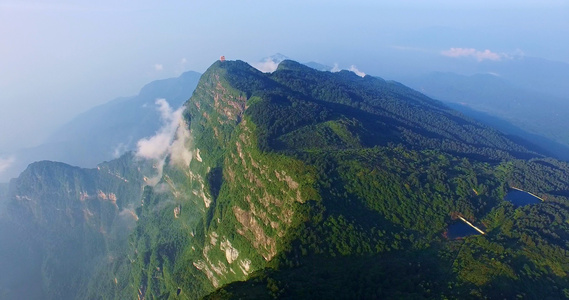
<box><xmin>441</xmin><ymin>48</ymin><xmax>503</xmax><ymax>61</ymax></box>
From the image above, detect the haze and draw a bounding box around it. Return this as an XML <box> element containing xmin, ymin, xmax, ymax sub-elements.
<box><xmin>1</xmin><ymin>0</ymin><xmax>568</xmax><ymax>173</ymax></box>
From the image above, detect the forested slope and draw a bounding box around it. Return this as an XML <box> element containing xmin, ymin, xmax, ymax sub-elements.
<box><xmin>3</xmin><ymin>60</ymin><xmax>569</xmax><ymax>299</ymax></box>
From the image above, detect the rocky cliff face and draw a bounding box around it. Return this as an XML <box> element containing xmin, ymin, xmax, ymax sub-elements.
<box><xmin>124</xmin><ymin>61</ymin><xmax>319</xmax><ymax>299</ymax></box>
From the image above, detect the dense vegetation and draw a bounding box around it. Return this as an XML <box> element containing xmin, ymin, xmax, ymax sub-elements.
<box><xmin>2</xmin><ymin>59</ymin><xmax>569</xmax><ymax>299</ymax></box>
<box><xmin>202</xmin><ymin>61</ymin><xmax>569</xmax><ymax>299</ymax></box>
<box><xmin>403</xmin><ymin>72</ymin><xmax>569</xmax><ymax>160</ymax></box>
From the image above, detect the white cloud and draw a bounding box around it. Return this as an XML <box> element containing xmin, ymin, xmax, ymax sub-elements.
<box><xmin>251</xmin><ymin>54</ymin><xmax>290</xmax><ymax>73</ymax></box>
<box><xmin>112</xmin><ymin>142</ymin><xmax>128</xmax><ymax>158</ymax></box>
<box><xmin>331</xmin><ymin>63</ymin><xmax>341</xmax><ymax>73</ymax></box>
<box><xmin>118</xmin><ymin>207</ymin><xmax>139</xmax><ymax>222</ymax></box>
<box><xmin>135</xmin><ymin>99</ymin><xmax>192</xmax><ymax>185</ymax></box>
<box><xmin>181</xmin><ymin>58</ymin><xmax>187</xmax><ymax>65</ymax></box>
<box><xmin>441</xmin><ymin>48</ymin><xmax>503</xmax><ymax>61</ymax></box>
<box><xmin>156</xmin><ymin>98</ymin><xmax>175</xmax><ymax>123</ymax></box>
<box><xmin>154</xmin><ymin>64</ymin><xmax>164</xmax><ymax>71</ymax></box>
<box><xmin>349</xmin><ymin>65</ymin><xmax>366</xmax><ymax>77</ymax></box>
<box><xmin>252</xmin><ymin>60</ymin><xmax>280</xmax><ymax>73</ymax></box>
<box><xmin>136</xmin><ymin>99</ymin><xmax>179</xmax><ymax>160</ymax></box>
<box><xmin>170</xmin><ymin>120</ymin><xmax>192</xmax><ymax>167</ymax></box>
<box><xmin>136</xmin><ymin>127</ymin><xmax>173</xmax><ymax>160</ymax></box>
<box><xmin>0</xmin><ymin>156</ymin><xmax>14</xmax><ymax>174</ymax></box>
<box><xmin>329</xmin><ymin>63</ymin><xmax>365</xmax><ymax>77</ymax></box>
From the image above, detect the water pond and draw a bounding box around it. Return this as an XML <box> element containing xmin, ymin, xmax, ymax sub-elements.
<box><xmin>504</xmin><ymin>189</ymin><xmax>541</xmax><ymax>207</ymax></box>
<box><xmin>447</xmin><ymin>222</ymin><xmax>481</xmax><ymax>239</ymax></box>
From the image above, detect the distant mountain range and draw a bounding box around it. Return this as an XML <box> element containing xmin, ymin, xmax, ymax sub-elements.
<box><xmin>299</xmin><ymin>56</ymin><xmax>569</xmax><ymax>163</ymax></box>
<box><xmin>0</xmin><ymin>71</ymin><xmax>201</xmax><ymax>182</ymax></box>
<box><xmin>471</xmin><ymin>56</ymin><xmax>569</xmax><ymax>100</ymax></box>
<box><xmin>260</xmin><ymin>55</ymin><xmax>569</xmax><ymax>163</ymax></box>
<box><xmin>400</xmin><ymin>71</ymin><xmax>569</xmax><ymax>160</ymax></box>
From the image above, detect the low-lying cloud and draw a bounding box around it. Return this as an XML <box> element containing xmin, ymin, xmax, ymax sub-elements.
<box><xmin>349</xmin><ymin>65</ymin><xmax>366</xmax><ymax>77</ymax></box>
<box><xmin>135</xmin><ymin>99</ymin><xmax>192</xmax><ymax>185</ymax></box>
<box><xmin>137</xmin><ymin>99</ymin><xmax>181</xmax><ymax>160</ymax></box>
<box><xmin>0</xmin><ymin>156</ymin><xmax>14</xmax><ymax>175</ymax></box>
<box><xmin>252</xmin><ymin>54</ymin><xmax>289</xmax><ymax>73</ymax></box>
<box><xmin>170</xmin><ymin>120</ymin><xmax>192</xmax><ymax>167</ymax></box>
<box><xmin>330</xmin><ymin>63</ymin><xmax>365</xmax><ymax>77</ymax></box>
<box><xmin>441</xmin><ymin>47</ymin><xmax>503</xmax><ymax>61</ymax></box>
<box><xmin>252</xmin><ymin>60</ymin><xmax>280</xmax><ymax>73</ymax></box>
<box><xmin>331</xmin><ymin>63</ymin><xmax>341</xmax><ymax>73</ymax></box>
<box><xmin>118</xmin><ymin>207</ymin><xmax>139</xmax><ymax>222</ymax></box>
<box><xmin>112</xmin><ymin>142</ymin><xmax>128</xmax><ymax>159</ymax></box>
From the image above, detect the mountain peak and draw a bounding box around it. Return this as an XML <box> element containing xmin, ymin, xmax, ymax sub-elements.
<box><xmin>275</xmin><ymin>59</ymin><xmax>314</xmax><ymax>72</ymax></box>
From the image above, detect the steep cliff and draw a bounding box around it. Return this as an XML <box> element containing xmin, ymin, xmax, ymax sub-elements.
<box><xmin>121</xmin><ymin>61</ymin><xmax>320</xmax><ymax>299</ymax></box>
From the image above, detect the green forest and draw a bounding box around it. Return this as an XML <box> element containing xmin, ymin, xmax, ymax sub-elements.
<box><xmin>2</xmin><ymin>60</ymin><xmax>569</xmax><ymax>299</ymax></box>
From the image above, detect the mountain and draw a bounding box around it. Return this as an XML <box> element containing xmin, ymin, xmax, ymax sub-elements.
<box><xmin>0</xmin><ymin>71</ymin><xmax>201</xmax><ymax>183</ymax></box>
<box><xmin>444</xmin><ymin>102</ymin><xmax>569</xmax><ymax>162</ymax></box>
<box><xmin>0</xmin><ymin>154</ymin><xmax>150</xmax><ymax>299</ymax></box>
<box><xmin>473</xmin><ymin>56</ymin><xmax>569</xmax><ymax>100</ymax></box>
<box><xmin>302</xmin><ymin>61</ymin><xmax>333</xmax><ymax>72</ymax></box>
<box><xmin>0</xmin><ymin>182</ymin><xmax>7</xmax><ymax>211</ymax></box>
<box><xmin>47</xmin><ymin>70</ymin><xmax>202</xmax><ymax>152</ymax></box>
<box><xmin>255</xmin><ymin>53</ymin><xmax>334</xmax><ymax>73</ymax></box>
<box><xmin>263</xmin><ymin>53</ymin><xmax>289</xmax><ymax>64</ymax></box>
<box><xmin>401</xmin><ymin>71</ymin><xmax>569</xmax><ymax>160</ymax></box>
<box><xmin>3</xmin><ymin>59</ymin><xmax>569</xmax><ymax>299</ymax></box>
<box><xmin>383</xmin><ymin>54</ymin><xmax>569</xmax><ymax>100</ymax></box>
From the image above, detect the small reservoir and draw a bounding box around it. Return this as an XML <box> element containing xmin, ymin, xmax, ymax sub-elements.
<box><xmin>447</xmin><ymin>222</ymin><xmax>481</xmax><ymax>239</ymax></box>
<box><xmin>504</xmin><ymin>189</ymin><xmax>542</xmax><ymax>207</ymax></box>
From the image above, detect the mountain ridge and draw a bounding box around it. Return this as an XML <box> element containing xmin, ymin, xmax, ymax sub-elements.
<box><xmin>2</xmin><ymin>59</ymin><xmax>569</xmax><ymax>299</ymax></box>
<box><xmin>400</xmin><ymin>70</ymin><xmax>569</xmax><ymax>159</ymax></box>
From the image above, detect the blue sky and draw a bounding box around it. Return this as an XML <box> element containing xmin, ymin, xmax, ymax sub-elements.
<box><xmin>0</xmin><ymin>0</ymin><xmax>568</xmax><ymax>154</ymax></box>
